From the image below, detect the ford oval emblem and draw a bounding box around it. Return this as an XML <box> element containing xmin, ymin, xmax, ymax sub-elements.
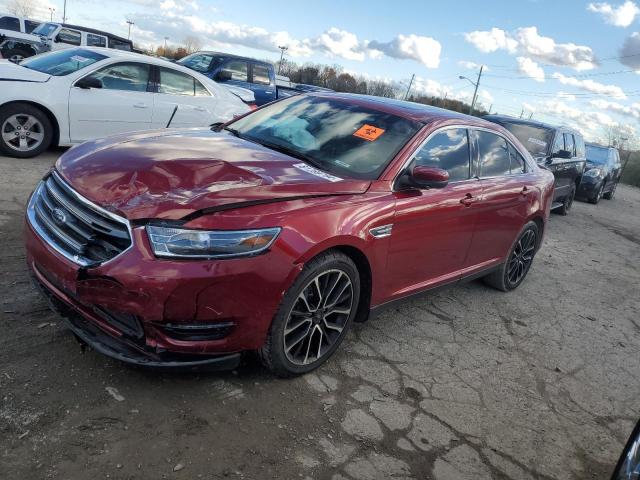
<box><xmin>52</xmin><ymin>208</ymin><xmax>67</xmax><ymax>225</ymax></box>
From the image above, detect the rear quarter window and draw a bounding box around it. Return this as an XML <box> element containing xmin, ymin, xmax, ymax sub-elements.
<box><xmin>0</xmin><ymin>16</ymin><xmax>20</xmax><ymax>32</ymax></box>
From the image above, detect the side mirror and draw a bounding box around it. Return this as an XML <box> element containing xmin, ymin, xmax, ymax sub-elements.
<box><xmin>554</xmin><ymin>149</ymin><xmax>572</xmax><ymax>160</ymax></box>
<box><xmin>611</xmin><ymin>419</ymin><xmax>640</xmax><ymax>479</ymax></box>
<box><xmin>402</xmin><ymin>166</ymin><xmax>449</xmax><ymax>190</ymax></box>
<box><xmin>215</xmin><ymin>70</ymin><xmax>233</xmax><ymax>82</ymax></box>
<box><xmin>75</xmin><ymin>77</ymin><xmax>103</xmax><ymax>89</ymax></box>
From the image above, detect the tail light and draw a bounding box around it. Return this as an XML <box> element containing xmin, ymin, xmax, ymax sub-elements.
<box><xmin>247</xmin><ymin>103</ymin><xmax>258</xmax><ymax>111</ymax></box>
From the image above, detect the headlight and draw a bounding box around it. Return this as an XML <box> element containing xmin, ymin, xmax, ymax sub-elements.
<box><xmin>146</xmin><ymin>226</ymin><xmax>281</xmax><ymax>259</ymax></box>
<box><xmin>584</xmin><ymin>168</ymin><xmax>602</xmax><ymax>177</ymax></box>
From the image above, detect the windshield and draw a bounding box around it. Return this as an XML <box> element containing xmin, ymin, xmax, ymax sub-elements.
<box><xmin>178</xmin><ymin>53</ymin><xmax>225</xmax><ymax>73</ymax></box>
<box><xmin>228</xmin><ymin>96</ymin><xmax>422</xmax><ymax>180</ymax></box>
<box><xmin>31</xmin><ymin>22</ymin><xmax>58</xmax><ymax>37</ymax></box>
<box><xmin>494</xmin><ymin>121</ymin><xmax>553</xmax><ymax>158</ymax></box>
<box><xmin>21</xmin><ymin>49</ymin><xmax>107</xmax><ymax>76</ymax></box>
<box><xmin>586</xmin><ymin>145</ymin><xmax>609</xmax><ymax>164</ymax></box>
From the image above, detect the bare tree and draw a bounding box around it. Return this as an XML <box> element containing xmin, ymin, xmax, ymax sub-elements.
<box><xmin>183</xmin><ymin>36</ymin><xmax>203</xmax><ymax>54</ymax></box>
<box><xmin>6</xmin><ymin>0</ymin><xmax>37</xmax><ymax>17</ymax></box>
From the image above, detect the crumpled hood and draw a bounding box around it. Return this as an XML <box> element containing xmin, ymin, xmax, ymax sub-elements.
<box><xmin>0</xmin><ymin>61</ymin><xmax>50</xmax><ymax>82</ymax></box>
<box><xmin>56</xmin><ymin>129</ymin><xmax>371</xmax><ymax>221</ymax></box>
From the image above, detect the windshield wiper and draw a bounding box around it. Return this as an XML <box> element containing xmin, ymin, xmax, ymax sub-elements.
<box><xmin>221</xmin><ymin>126</ymin><xmax>241</xmax><ymax>136</ymax></box>
<box><xmin>251</xmin><ymin>139</ymin><xmax>328</xmax><ymax>171</ymax></box>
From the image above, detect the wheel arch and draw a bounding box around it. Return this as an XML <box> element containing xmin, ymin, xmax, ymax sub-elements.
<box><xmin>0</xmin><ymin>100</ymin><xmax>60</xmax><ymax>147</ymax></box>
<box><xmin>529</xmin><ymin>215</ymin><xmax>545</xmax><ymax>250</ymax></box>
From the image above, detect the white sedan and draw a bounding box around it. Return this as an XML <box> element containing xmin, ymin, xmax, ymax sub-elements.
<box><xmin>0</xmin><ymin>47</ymin><xmax>253</xmax><ymax>158</ymax></box>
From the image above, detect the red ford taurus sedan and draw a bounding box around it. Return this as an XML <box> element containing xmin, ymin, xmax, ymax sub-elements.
<box><xmin>24</xmin><ymin>94</ymin><xmax>554</xmax><ymax>376</ymax></box>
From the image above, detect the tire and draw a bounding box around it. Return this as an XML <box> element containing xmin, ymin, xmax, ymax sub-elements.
<box><xmin>483</xmin><ymin>221</ymin><xmax>539</xmax><ymax>292</ymax></box>
<box><xmin>0</xmin><ymin>103</ymin><xmax>53</xmax><ymax>158</ymax></box>
<box><xmin>558</xmin><ymin>185</ymin><xmax>575</xmax><ymax>215</ymax></box>
<box><xmin>5</xmin><ymin>48</ymin><xmax>30</xmax><ymax>63</ymax></box>
<box><xmin>603</xmin><ymin>182</ymin><xmax>616</xmax><ymax>200</ymax></box>
<box><xmin>259</xmin><ymin>250</ymin><xmax>360</xmax><ymax>377</ymax></box>
<box><xmin>589</xmin><ymin>182</ymin><xmax>604</xmax><ymax>204</ymax></box>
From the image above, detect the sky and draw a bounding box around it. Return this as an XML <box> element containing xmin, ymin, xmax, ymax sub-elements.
<box><xmin>4</xmin><ymin>0</ymin><xmax>640</xmax><ymax>147</ymax></box>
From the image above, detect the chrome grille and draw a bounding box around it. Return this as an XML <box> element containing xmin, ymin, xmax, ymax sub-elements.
<box><xmin>27</xmin><ymin>172</ymin><xmax>132</xmax><ymax>266</ymax></box>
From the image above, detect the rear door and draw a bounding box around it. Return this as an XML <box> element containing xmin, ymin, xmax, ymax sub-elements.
<box><xmin>386</xmin><ymin>127</ymin><xmax>483</xmax><ymax>298</ymax></box>
<box><xmin>151</xmin><ymin>66</ymin><xmax>217</xmax><ymax>128</ymax></box>
<box><xmin>465</xmin><ymin>130</ymin><xmax>537</xmax><ymax>268</ymax></box>
<box><xmin>68</xmin><ymin>61</ymin><xmax>153</xmax><ymax>142</ymax></box>
<box><xmin>249</xmin><ymin>63</ymin><xmax>276</xmax><ymax>105</ymax></box>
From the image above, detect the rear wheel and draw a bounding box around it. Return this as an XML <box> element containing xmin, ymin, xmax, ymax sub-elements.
<box><xmin>259</xmin><ymin>251</ymin><xmax>360</xmax><ymax>377</ymax></box>
<box><xmin>0</xmin><ymin>103</ymin><xmax>53</xmax><ymax>158</ymax></box>
<box><xmin>483</xmin><ymin>221</ymin><xmax>539</xmax><ymax>292</ymax></box>
<box><xmin>603</xmin><ymin>182</ymin><xmax>616</xmax><ymax>200</ymax></box>
<box><xmin>558</xmin><ymin>185</ymin><xmax>575</xmax><ymax>215</ymax></box>
<box><xmin>5</xmin><ymin>48</ymin><xmax>30</xmax><ymax>63</ymax></box>
<box><xmin>589</xmin><ymin>183</ymin><xmax>604</xmax><ymax>204</ymax></box>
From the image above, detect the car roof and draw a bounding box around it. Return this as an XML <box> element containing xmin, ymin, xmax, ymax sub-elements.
<box><xmin>66</xmin><ymin>46</ymin><xmax>203</xmax><ymax>71</ymax></box>
<box><xmin>188</xmin><ymin>50</ymin><xmax>272</xmax><ymax>66</ymax></box>
<box><xmin>586</xmin><ymin>142</ymin><xmax>616</xmax><ymax>150</ymax></box>
<box><xmin>308</xmin><ymin>92</ymin><xmax>500</xmax><ymax>127</ymax></box>
<box><xmin>61</xmin><ymin>23</ymin><xmax>131</xmax><ymax>43</ymax></box>
<box><xmin>484</xmin><ymin>114</ymin><xmax>583</xmax><ymax>137</ymax></box>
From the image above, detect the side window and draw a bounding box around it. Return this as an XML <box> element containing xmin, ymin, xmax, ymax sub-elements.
<box><xmin>194</xmin><ymin>78</ymin><xmax>211</xmax><ymax>96</ymax></box>
<box><xmin>575</xmin><ymin>135</ymin><xmax>585</xmax><ymax>158</ymax></box>
<box><xmin>477</xmin><ymin>131</ymin><xmax>511</xmax><ymax>177</ymax></box>
<box><xmin>551</xmin><ymin>133</ymin><xmax>565</xmax><ymax>157</ymax></box>
<box><xmin>25</xmin><ymin>20</ymin><xmax>41</xmax><ymax>33</ymax></box>
<box><xmin>0</xmin><ymin>16</ymin><xmax>20</xmax><ymax>31</ymax></box>
<box><xmin>158</xmin><ymin>67</ymin><xmax>195</xmax><ymax>95</ymax></box>
<box><xmin>563</xmin><ymin>133</ymin><xmax>575</xmax><ymax>157</ymax></box>
<box><xmin>252</xmin><ymin>64</ymin><xmax>271</xmax><ymax>85</ymax></box>
<box><xmin>84</xmin><ymin>62</ymin><xmax>150</xmax><ymax>92</ymax></box>
<box><xmin>224</xmin><ymin>60</ymin><xmax>248</xmax><ymax>81</ymax></box>
<box><xmin>57</xmin><ymin>28</ymin><xmax>81</xmax><ymax>46</ymax></box>
<box><xmin>87</xmin><ymin>33</ymin><xmax>107</xmax><ymax>47</ymax></box>
<box><xmin>413</xmin><ymin>129</ymin><xmax>470</xmax><ymax>182</ymax></box>
<box><xmin>508</xmin><ymin>143</ymin><xmax>527</xmax><ymax>174</ymax></box>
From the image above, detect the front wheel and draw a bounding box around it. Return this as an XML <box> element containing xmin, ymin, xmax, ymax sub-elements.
<box><xmin>259</xmin><ymin>251</ymin><xmax>360</xmax><ymax>377</ymax></box>
<box><xmin>558</xmin><ymin>185</ymin><xmax>575</xmax><ymax>215</ymax></box>
<box><xmin>0</xmin><ymin>103</ymin><xmax>53</xmax><ymax>158</ymax></box>
<box><xmin>603</xmin><ymin>182</ymin><xmax>617</xmax><ymax>200</ymax></box>
<box><xmin>589</xmin><ymin>183</ymin><xmax>604</xmax><ymax>204</ymax></box>
<box><xmin>483</xmin><ymin>221</ymin><xmax>539</xmax><ymax>292</ymax></box>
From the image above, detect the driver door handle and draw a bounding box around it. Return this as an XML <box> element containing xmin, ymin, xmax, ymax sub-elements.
<box><xmin>194</xmin><ymin>106</ymin><xmax>207</xmax><ymax>112</ymax></box>
<box><xmin>460</xmin><ymin>193</ymin><xmax>478</xmax><ymax>206</ymax></box>
<box><xmin>133</xmin><ymin>103</ymin><xmax>149</xmax><ymax>109</ymax></box>
<box><xmin>520</xmin><ymin>186</ymin><xmax>531</xmax><ymax>196</ymax></box>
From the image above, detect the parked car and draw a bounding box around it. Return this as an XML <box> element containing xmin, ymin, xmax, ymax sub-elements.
<box><xmin>0</xmin><ymin>12</ymin><xmax>42</xmax><ymax>62</ymax></box>
<box><xmin>0</xmin><ymin>47</ymin><xmax>251</xmax><ymax>158</ymax></box>
<box><xmin>484</xmin><ymin>115</ymin><xmax>586</xmax><ymax>215</ymax></box>
<box><xmin>0</xmin><ymin>21</ymin><xmax>132</xmax><ymax>62</ymax></box>
<box><xmin>577</xmin><ymin>143</ymin><xmax>622</xmax><ymax>203</ymax></box>
<box><xmin>24</xmin><ymin>94</ymin><xmax>555</xmax><ymax>375</ymax></box>
<box><xmin>177</xmin><ymin>51</ymin><xmax>310</xmax><ymax>105</ymax></box>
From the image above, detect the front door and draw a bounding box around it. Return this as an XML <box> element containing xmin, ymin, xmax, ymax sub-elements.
<box><xmin>68</xmin><ymin>62</ymin><xmax>153</xmax><ymax>142</ymax></box>
<box><xmin>386</xmin><ymin>128</ymin><xmax>482</xmax><ymax>299</ymax></box>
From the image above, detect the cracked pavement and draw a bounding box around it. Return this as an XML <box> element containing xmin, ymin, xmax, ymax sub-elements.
<box><xmin>1</xmin><ymin>151</ymin><xmax>639</xmax><ymax>479</ymax></box>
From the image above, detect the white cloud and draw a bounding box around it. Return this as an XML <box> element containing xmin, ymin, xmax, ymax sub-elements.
<box><xmin>464</xmin><ymin>27</ymin><xmax>518</xmax><ymax>53</ymax></box>
<box><xmin>590</xmin><ymin>98</ymin><xmax>640</xmax><ymax>118</ymax></box>
<box><xmin>465</xmin><ymin>26</ymin><xmax>598</xmax><ymax>70</ymax></box>
<box><xmin>516</xmin><ymin>57</ymin><xmax>545</xmax><ymax>82</ymax></box>
<box><xmin>557</xmin><ymin>91</ymin><xmax>577</xmax><ymax>101</ymax></box>
<box><xmin>313</xmin><ymin>28</ymin><xmax>366</xmax><ymax>61</ymax></box>
<box><xmin>588</xmin><ymin>1</ymin><xmax>640</xmax><ymax>27</ymax></box>
<box><xmin>551</xmin><ymin>72</ymin><xmax>627</xmax><ymax>98</ymax></box>
<box><xmin>457</xmin><ymin>60</ymin><xmax>488</xmax><ymax>71</ymax></box>
<box><xmin>368</xmin><ymin>34</ymin><xmax>441</xmax><ymax>68</ymax></box>
<box><xmin>619</xmin><ymin>31</ymin><xmax>640</xmax><ymax>69</ymax></box>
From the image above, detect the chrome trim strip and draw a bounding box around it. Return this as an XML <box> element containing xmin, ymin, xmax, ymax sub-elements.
<box><xmin>26</xmin><ymin>172</ymin><xmax>135</xmax><ymax>267</ymax></box>
<box><xmin>369</xmin><ymin>224</ymin><xmax>393</xmax><ymax>239</ymax></box>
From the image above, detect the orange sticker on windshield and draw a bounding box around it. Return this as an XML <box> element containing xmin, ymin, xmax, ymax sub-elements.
<box><xmin>353</xmin><ymin>124</ymin><xmax>385</xmax><ymax>141</ymax></box>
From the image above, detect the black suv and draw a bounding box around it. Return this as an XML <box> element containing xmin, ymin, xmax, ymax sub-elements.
<box><xmin>577</xmin><ymin>143</ymin><xmax>622</xmax><ymax>204</ymax></box>
<box><xmin>484</xmin><ymin>115</ymin><xmax>586</xmax><ymax>215</ymax></box>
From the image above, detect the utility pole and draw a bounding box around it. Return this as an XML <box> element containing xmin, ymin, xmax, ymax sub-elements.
<box><xmin>488</xmin><ymin>103</ymin><xmax>493</xmax><ymax>114</ymax></box>
<box><xmin>404</xmin><ymin>74</ymin><xmax>415</xmax><ymax>100</ymax></box>
<box><xmin>62</xmin><ymin>0</ymin><xmax>67</xmax><ymax>23</ymax></box>
<box><xmin>277</xmin><ymin>45</ymin><xmax>288</xmax><ymax>74</ymax></box>
<box><xmin>469</xmin><ymin>65</ymin><xmax>483</xmax><ymax>116</ymax></box>
<box><xmin>126</xmin><ymin>20</ymin><xmax>135</xmax><ymax>40</ymax></box>
<box><xmin>519</xmin><ymin>108</ymin><xmax>524</xmax><ymax>118</ymax></box>
<box><xmin>49</xmin><ymin>7</ymin><xmax>55</xmax><ymax>21</ymax></box>
<box><xmin>163</xmin><ymin>36</ymin><xmax>169</xmax><ymax>56</ymax></box>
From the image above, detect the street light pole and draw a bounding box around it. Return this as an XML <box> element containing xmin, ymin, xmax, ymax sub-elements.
<box><xmin>62</xmin><ymin>0</ymin><xmax>67</xmax><ymax>23</ymax></box>
<box><xmin>404</xmin><ymin>73</ymin><xmax>415</xmax><ymax>100</ymax></box>
<box><xmin>126</xmin><ymin>20</ymin><xmax>135</xmax><ymax>40</ymax></box>
<box><xmin>49</xmin><ymin>7</ymin><xmax>55</xmax><ymax>21</ymax></box>
<box><xmin>459</xmin><ymin>65</ymin><xmax>484</xmax><ymax>116</ymax></box>
<box><xmin>164</xmin><ymin>36</ymin><xmax>169</xmax><ymax>56</ymax></box>
<box><xmin>277</xmin><ymin>45</ymin><xmax>288</xmax><ymax>74</ymax></box>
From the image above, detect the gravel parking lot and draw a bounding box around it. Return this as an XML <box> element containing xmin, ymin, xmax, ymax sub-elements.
<box><xmin>1</xmin><ymin>150</ymin><xmax>640</xmax><ymax>480</ymax></box>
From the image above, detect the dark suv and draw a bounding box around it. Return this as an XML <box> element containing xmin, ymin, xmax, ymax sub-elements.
<box><xmin>484</xmin><ymin>116</ymin><xmax>586</xmax><ymax>215</ymax></box>
<box><xmin>577</xmin><ymin>143</ymin><xmax>622</xmax><ymax>204</ymax></box>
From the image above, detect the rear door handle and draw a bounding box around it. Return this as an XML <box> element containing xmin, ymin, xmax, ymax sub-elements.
<box><xmin>194</xmin><ymin>106</ymin><xmax>206</xmax><ymax>112</ymax></box>
<box><xmin>133</xmin><ymin>103</ymin><xmax>149</xmax><ymax>109</ymax></box>
<box><xmin>460</xmin><ymin>193</ymin><xmax>478</xmax><ymax>206</ymax></box>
